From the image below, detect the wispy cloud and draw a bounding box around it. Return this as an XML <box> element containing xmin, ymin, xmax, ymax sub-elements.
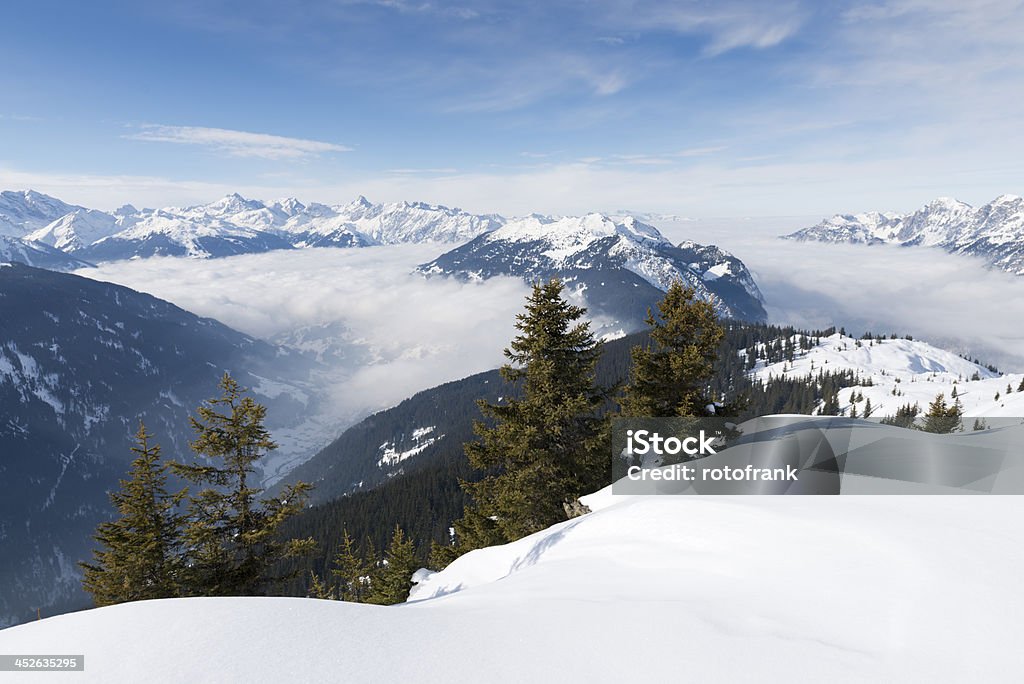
<box><xmin>337</xmin><ymin>0</ymin><xmax>481</xmax><ymax>19</ymax></box>
<box><xmin>385</xmin><ymin>167</ymin><xmax>459</xmax><ymax>174</ymax></box>
<box><xmin>0</xmin><ymin>113</ymin><xmax>42</xmax><ymax>122</ymax></box>
<box><xmin>127</xmin><ymin>124</ymin><xmax>352</xmax><ymax>160</ymax></box>
<box><xmin>608</xmin><ymin>0</ymin><xmax>806</xmax><ymax>56</ymax></box>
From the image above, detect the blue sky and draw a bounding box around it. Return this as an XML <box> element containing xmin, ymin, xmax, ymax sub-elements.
<box><xmin>1</xmin><ymin>0</ymin><xmax>1023</xmax><ymax>217</ymax></box>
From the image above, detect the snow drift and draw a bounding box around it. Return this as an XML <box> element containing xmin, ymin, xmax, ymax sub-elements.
<box><xmin>3</xmin><ymin>490</ymin><xmax>1023</xmax><ymax>682</ymax></box>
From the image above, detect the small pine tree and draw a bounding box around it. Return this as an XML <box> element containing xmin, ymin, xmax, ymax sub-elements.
<box><xmin>863</xmin><ymin>397</ymin><xmax>873</xmax><ymax>418</ymax></box>
<box><xmin>307</xmin><ymin>571</ymin><xmax>335</xmax><ymax>600</ymax></box>
<box><xmin>330</xmin><ymin>527</ymin><xmax>368</xmax><ymax>602</ymax></box>
<box><xmin>171</xmin><ymin>373</ymin><xmax>316</xmax><ymax>596</ymax></box>
<box><xmin>1018</xmin><ymin>378</ymin><xmax>1024</xmax><ymax>393</ymax></box>
<box><xmin>922</xmin><ymin>393</ymin><xmax>962</xmax><ymax>434</ymax></box>
<box><xmin>995</xmin><ymin>392</ymin><xmax>1001</xmax><ymax>402</ymax></box>
<box><xmin>820</xmin><ymin>390</ymin><xmax>841</xmax><ymax>416</ymax></box>
<box><xmin>880</xmin><ymin>402</ymin><xmax>921</xmax><ymax>429</ymax></box>
<box><xmin>619</xmin><ymin>281</ymin><xmax>724</xmax><ymax>418</ymax></box>
<box><xmin>81</xmin><ymin>422</ymin><xmax>185</xmax><ymax>606</ymax></box>
<box><xmin>365</xmin><ymin>526</ymin><xmax>418</xmax><ymax>606</ymax></box>
<box><xmin>972</xmin><ymin>418</ymin><xmax>988</xmax><ymax>431</ymax></box>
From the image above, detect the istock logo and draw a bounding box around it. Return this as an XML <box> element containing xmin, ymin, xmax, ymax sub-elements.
<box><xmin>626</xmin><ymin>429</ymin><xmax>718</xmax><ymax>457</ymax></box>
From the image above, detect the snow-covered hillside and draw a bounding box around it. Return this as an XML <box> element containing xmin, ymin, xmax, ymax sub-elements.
<box><xmin>750</xmin><ymin>333</ymin><xmax>1022</xmax><ymax>417</ymax></box>
<box><xmin>785</xmin><ymin>194</ymin><xmax>1024</xmax><ymax>275</ymax></box>
<box><xmin>3</xmin><ymin>491</ymin><xmax>1022</xmax><ymax>681</ymax></box>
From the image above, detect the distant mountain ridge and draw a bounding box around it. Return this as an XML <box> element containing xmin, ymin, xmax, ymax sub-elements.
<box><xmin>0</xmin><ymin>190</ymin><xmax>505</xmax><ymax>264</ymax></box>
<box><xmin>418</xmin><ymin>213</ymin><xmax>767</xmax><ymax>328</ymax></box>
<box><xmin>784</xmin><ymin>194</ymin><xmax>1024</xmax><ymax>275</ymax></box>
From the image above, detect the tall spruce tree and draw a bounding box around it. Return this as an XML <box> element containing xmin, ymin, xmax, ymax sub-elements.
<box><xmin>455</xmin><ymin>278</ymin><xmax>608</xmax><ymax>551</ymax></box>
<box><xmin>172</xmin><ymin>373</ymin><xmax>316</xmax><ymax>596</ymax></box>
<box><xmin>365</xmin><ymin>526</ymin><xmax>418</xmax><ymax>605</ymax></box>
<box><xmin>619</xmin><ymin>280</ymin><xmax>725</xmax><ymax>417</ymax></box>
<box><xmin>81</xmin><ymin>423</ymin><xmax>184</xmax><ymax>606</ymax></box>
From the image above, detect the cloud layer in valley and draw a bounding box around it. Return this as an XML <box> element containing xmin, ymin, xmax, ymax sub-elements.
<box><xmin>78</xmin><ymin>245</ymin><xmax>531</xmax><ymax>423</ymax></box>
<box><xmin>704</xmin><ymin>233</ymin><xmax>1024</xmax><ymax>372</ymax></box>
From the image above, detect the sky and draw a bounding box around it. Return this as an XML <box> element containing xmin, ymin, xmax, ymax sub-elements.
<box><xmin>2</xmin><ymin>0</ymin><xmax>1023</xmax><ymax>217</ymax></box>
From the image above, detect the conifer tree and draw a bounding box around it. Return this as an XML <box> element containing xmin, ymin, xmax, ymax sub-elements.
<box><xmin>365</xmin><ymin>526</ymin><xmax>418</xmax><ymax>605</ymax></box>
<box><xmin>1018</xmin><ymin>378</ymin><xmax>1024</xmax><ymax>393</ymax></box>
<box><xmin>172</xmin><ymin>373</ymin><xmax>316</xmax><ymax>596</ymax></box>
<box><xmin>921</xmin><ymin>393</ymin><xmax>962</xmax><ymax>434</ymax></box>
<box><xmin>620</xmin><ymin>281</ymin><xmax>724</xmax><ymax>417</ymax></box>
<box><xmin>307</xmin><ymin>571</ymin><xmax>335</xmax><ymax>600</ymax></box>
<box><xmin>863</xmin><ymin>397</ymin><xmax>874</xmax><ymax>418</ymax></box>
<box><xmin>819</xmin><ymin>390</ymin><xmax>841</xmax><ymax>416</ymax></box>
<box><xmin>81</xmin><ymin>423</ymin><xmax>184</xmax><ymax>606</ymax></box>
<box><xmin>880</xmin><ymin>402</ymin><xmax>920</xmax><ymax>429</ymax></box>
<box><xmin>455</xmin><ymin>279</ymin><xmax>609</xmax><ymax>551</ymax></box>
<box><xmin>330</xmin><ymin>527</ymin><xmax>368</xmax><ymax>602</ymax></box>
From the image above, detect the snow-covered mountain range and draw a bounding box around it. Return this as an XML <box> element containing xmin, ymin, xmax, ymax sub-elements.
<box><xmin>0</xmin><ymin>190</ymin><xmax>502</xmax><ymax>264</ymax></box>
<box><xmin>785</xmin><ymin>194</ymin><xmax>1024</xmax><ymax>275</ymax></box>
<box><xmin>418</xmin><ymin>213</ymin><xmax>767</xmax><ymax>326</ymax></box>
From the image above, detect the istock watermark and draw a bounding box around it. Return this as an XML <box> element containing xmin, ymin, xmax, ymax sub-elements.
<box><xmin>625</xmin><ymin>428</ymin><xmax>719</xmax><ymax>458</ymax></box>
<box><xmin>612</xmin><ymin>415</ymin><xmax>1024</xmax><ymax>495</ymax></box>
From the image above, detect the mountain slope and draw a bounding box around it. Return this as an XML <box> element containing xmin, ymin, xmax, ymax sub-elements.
<box><xmin>26</xmin><ymin>209</ymin><xmax>126</xmax><ymax>252</ymax></box>
<box><xmin>785</xmin><ymin>194</ymin><xmax>1024</xmax><ymax>275</ymax></box>
<box><xmin>418</xmin><ymin>213</ymin><xmax>766</xmax><ymax>329</ymax></box>
<box><xmin>0</xmin><ymin>190</ymin><xmax>80</xmax><ymax>237</ymax></box>
<box><xmin>277</xmin><ymin>330</ymin><xmax>642</xmax><ymax>504</ymax></box>
<box><xmin>0</xmin><ymin>264</ymin><xmax>323</xmax><ymax>628</ymax></box>
<box><xmin>76</xmin><ymin>211</ymin><xmax>298</xmax><ymax>261</ymax></box>
<box><xmin>0</xmin><ymin>236</ymin><xmax>94</xmax><ymax>270</ymax></box>
<box><xmin>2</xmin><ymin>493</ymin><xmax>1022</xmax><ymax>682</ymax></box>
<box><xmin>749</xmin><ymin>332</ymin><xmax>1021</xmax><ymax>417</ymax></box>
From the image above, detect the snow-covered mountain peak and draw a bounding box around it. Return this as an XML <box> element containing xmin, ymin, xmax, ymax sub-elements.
<box><xmin>26</xmin><ymin>209</ymin><xmax>122</xmax><ymax>251</ymax></box>
<box><xmin>419</xmin><ymin>212</ymin><xmax>766</xmax><ymax>325</ymax></box>
<box><xmin>207</xmin><ymin>192</ymin><xmax>265</xmax><ymax>214</ymax></box>
<box><xmin>924</xmin><ymin>196</ymin><xmax>972</xmax><ymax>212</ymax></box>
<box><xmin>786</xmin><ymin>193</ymin><xmax>1024</xmax><ymax>274</ymax></box>
<box><xmin>489</xmin><ymin>213</ymin><xmax>669</xmax><ymax>252</ymax></box>
<box><xmin>272</xmin><ymin>197</ymin><xmax>306</xmax><ymax>216</ymax></box>
<box><xmin>0</xmin><ymin>190</ymin><xmax>80</xmax><ymax>237</ymax></box>
<box><xmin>991</xmin><ymin>193</ymin><xmax>1022</xmax><ymax>205</ymax></box>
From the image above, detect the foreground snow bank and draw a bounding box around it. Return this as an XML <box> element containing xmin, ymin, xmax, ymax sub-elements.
<box><xmin>3</xmin><ymin>493</ymin><xmax>1024</xmax><ymax>682</ymax></box>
